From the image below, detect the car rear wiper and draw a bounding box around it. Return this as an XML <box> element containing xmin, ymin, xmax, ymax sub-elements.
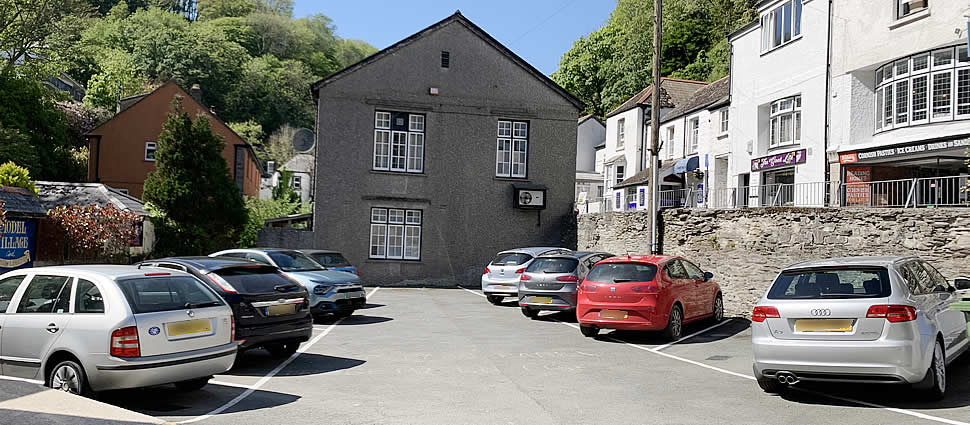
<box><xmin>184</xmin><ymin>301</ymin><xmax>221</xmax><ymax>309</ymax></box>
<box><xmin>274</xmin><ymin>283</ymin><xmax>299</xmax><ymax>292</ymax></box>
<box><xmin>818</xmin><ymin>293</ymin><xmax>870</xmax><ymax>298</ymax></box>
<box><xmin>613</xmin><ymin>278</ymin><xmax>633</xmax><ymax>283</ymax></box>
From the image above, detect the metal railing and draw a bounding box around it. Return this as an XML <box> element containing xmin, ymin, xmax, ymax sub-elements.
<box><xmin>843</xmin><ymin>176</ymin><xmax>969</xmax><ymax>208</ymax></box>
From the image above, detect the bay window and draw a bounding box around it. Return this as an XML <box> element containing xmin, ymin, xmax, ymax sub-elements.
<box><xmin>369</xmin><ymin>207</ymin><xmax>422</xmax><ymax>260</ymax></box>
<box><xmin>374</xmin><ymin>111</ymin><xmax>424</xmax><ymax>173</ymax></box>
<box><xmin>769</xmin><ymin>95</ymin><xmax>801</xmax><ymax>149</ymax></box>
<box><xmin>876</xmin><ymin>45</ymin><xmax>968</xmax><ymax>131</ymax></box>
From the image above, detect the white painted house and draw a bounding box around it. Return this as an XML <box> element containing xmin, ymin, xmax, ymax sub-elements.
<box><xmin>259</xmin><ymin>153</ymin><xmax>314</xmax><ymax>202</ymax></box>
<box><xmin>602</xmin><ymin>78</ymin><xmax>708</xmax><ymax>211</ymax></box>
<box><xmin>829</xmin><ymin>0</ymin><xmax>970</xmax><ymax>207</ymax></box>
<box><xmin>727</xmin><ymin>0</ymin><xmax>830</xmax><ymax>207</ymax></box>
<box><xmin>576</xmin><ymin>115</ymin><xmax>606</xmax><ymax>213</ymax></box>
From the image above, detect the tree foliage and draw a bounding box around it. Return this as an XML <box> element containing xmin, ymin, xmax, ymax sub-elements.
<box><xmin>47</xmin><ymin>203</ymin><xmax>138</xmax><ymax>260</ymax></box>
<box><xmin>553</xmin><ymin>0</ymin><xmax>757</xmax><ymax>117</ymax></box>
<box><xmin>0</xmin><ymin>161</ymin><xmax>37</xmax><ymax>193</ymax></box>
<box><xmin>0</xmin><ymin>0</ymin><xmax>93</xmax><ymax>77</ymax></box>
<box><xmin>143</xmin><ymin>96</ymin><xmax>247</xmax><ymax>256</ymax></box>
<box><xmin>272</xmin><ymin>167</ymin><xmax>299</xmax><ymax>203</ymax></box>
<box><xmin>238</xmin><ymin>195</ymin><xmax>307</xmax><ymax>247</ymax></box>
<box><xmin>262</xmin><ymin>123</ymin><xmax>297</xmax><ymax>166</ymax></box>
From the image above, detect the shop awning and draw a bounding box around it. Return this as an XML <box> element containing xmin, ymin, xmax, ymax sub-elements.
<box><xmin>604</xmin><ymin>154</ymin><xmax>626</xmax><ymax>164</ymax></box>
<box><xmin>658</xmin><ymin>162</ymin><xmax>683</xmax><ymax>183</ymax></box>
<box><xmin>674</xmin><ymin>156</ymin><xmax>700</xmax><ymax>174</ymax></box>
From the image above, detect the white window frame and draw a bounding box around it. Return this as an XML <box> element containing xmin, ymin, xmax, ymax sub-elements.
<box><xmin>895</xmin><ymin>0</ymin><xmax>928</xmax><ymax>20</ymax></box>
<box><xmin>760</xmin><ymin>0</ymin><xmax>802</xmax><ymax>53</ymax></box>
<box><xmin>956</xmin><ymin>68</ymin><xmax>970</xmax><ymax>119</ymax></box>
<box><xmin>373</xmin><ymin>111</ymin><xmax>424</xmax><ymax>174</ymax></box>
<box><xmin>930</xmin><ymin>70</ymin><xmax>953</xmax><ymax>122</ymax></box>
<box><xmin>665</xmin><ymin>126</ymin><xmax>675</xmax><ymax>159</ymax></box>
<box><xmin>369</xmin><ymin>207</ymin><xmax>422</xmax><ymax>260</ymax></box>
<box><xmin>144</xmin><ymin>142</ymin><xmax>157</xmax><ymax>162</ymax></box>
<box><xmin>687</xmin><ymin>117</ymin><xmax>699</xmax><ymax>154</ymax></box>
<box><xmin>615</xmin><ymin>164</ymin><xmax>625</xmax><ymax>186</ymax></box>
<box><xmin>875</xmin><ymin>45</ymin><xmax>969</xmax><ymax>132</ymax></box>
<box><xmin>496</xmin><ymin>120</ymin><xmax>528</xmax><ymax>178</ymax></box>
<box><xmin>291</xmin><ymin>175</ymin><xmax>302</xmax><ymax>190</ymax></box>
<box><xmin>718</xmin><ymin>109</ymin><xmax>729</xmax><ymax>135</ymax></box>
<box><xmin>769</xmin><ymin>95</ymin><xmax>801</xmax><ymax>149</ymax></box>
<box><xmin>616</xmin><ymin>118</ymin><xmax>625</xmax><ymax>149</ymax></box>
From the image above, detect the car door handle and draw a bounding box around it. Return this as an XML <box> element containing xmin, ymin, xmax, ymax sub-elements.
<box><xmin>46</xmin><ymin>323</ymin><xmax>59</xmax><ymax>334</ymax></box>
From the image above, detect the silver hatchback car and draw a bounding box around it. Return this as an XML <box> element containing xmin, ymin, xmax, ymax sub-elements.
<box><xmin>752</xmin><ymin>256</ymin><xmax>969</xmax><ymax>399</ymax></box>
<box><xmin>518</xmin><ymin>251</ymin><xmax>613</xmax><ymax>319</ymax></box>
<box><xmin>481</xmin><ymin>247</ymin><xmax>571</xmax><ymax>305</ymax></box>
<box><xmin>0</xmin><ymin>266</ymin><xmax>237</xmax><ymax>396</ymax></box>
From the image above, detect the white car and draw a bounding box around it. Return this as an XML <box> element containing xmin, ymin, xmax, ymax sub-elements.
<box><xmin>752</xmin><ymin>256</ymin><xmax>969</xmax><ymax>400</ymax></box>
<box><xmin>480</xmin><ymin>247</ymin><xmax>570</xmax><ymax>305</ymax></box>
<box><xmin>0</xmin><ymin>265</ymin><xmax>238</xmax><ymax>396</ymax></box>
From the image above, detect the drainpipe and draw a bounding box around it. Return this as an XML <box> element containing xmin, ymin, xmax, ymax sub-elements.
<box><xmin>824</xmin><ymin>0</ymin><xmax>834</xmax><ymax>188</ymax></box>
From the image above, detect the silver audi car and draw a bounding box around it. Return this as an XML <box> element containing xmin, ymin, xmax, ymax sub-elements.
<box><xmin>518</xmin><ymin>251</ymin><xmax>613</xmax><ymax>319</ymax></box>
<box><xmin>752</xmin><ymin>256</ymin><xmax>969</xmax><ymax>399</ymax></box>
<box><xmin>481</xmin><ymin>247</ymin><xmax>571</xmax><ymax>305</ymax></box>
<box><xmin>0</xmin><ymin>265</ymin><xmax>237</xmax><ymax>396</ymax></box>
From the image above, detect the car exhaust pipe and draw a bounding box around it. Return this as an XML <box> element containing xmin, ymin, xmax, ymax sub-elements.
<box><xmin>775</xmin><ymin>372</ymin><xmax>799</xmax><ymax>385</ymax></box>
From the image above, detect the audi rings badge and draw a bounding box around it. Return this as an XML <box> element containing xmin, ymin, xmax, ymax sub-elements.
<box><xmin>810</xmin><ymin>308</ymin><xmax>831</xmax><ymax>317</ymax></box>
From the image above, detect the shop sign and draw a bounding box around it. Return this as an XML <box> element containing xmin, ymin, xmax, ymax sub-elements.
<box><xmin>839</xmin><ymin>153</ymin><xmax>858</xmax><ymax>164</ymax></box>
<box><xmin>751</xmin><ymin>149</ymin><xmax>806</xmax><ymax>172</ymax></box>
<box><xmin>854</xmin><ymin>138</ymin><xmax>970</xmax><ymax>161</ymax></box>
<box><xmin>845</xmin><ymin>167</ymin><xmax>871</xmax><ymax>206</ymax></box>
<box><xmin>0</xmin><ymin>219</ymin><xmax>35</xmax><ymax>272</ymax></box>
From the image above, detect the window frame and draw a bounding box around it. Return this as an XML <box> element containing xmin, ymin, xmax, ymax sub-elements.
<box><xmin>768</xmin><ymin>95</ymin><xmax>801</xmax><ymax>149</ymax></box>
<box><xmin>495</xmin><ymin>119</ymin><xmax>529</xmax><ymax>179</ymax></box>
<box><xmin>144</xmin><ymin>142</ymin><xmax>157</xmax><ymax>162</ymax></box>
<box><xmin>718</xmin><ymin>108</ymin><xmax>729</xmax><ymax>135</ymax></box>
<box><xmin>760</xmin><ymin>0</ymin><xmax>803</xmax><ymax>53</ymax></box>
<box><xmin>369</xmin><ymin>207</ymin><xmax>422</xmax><ymax>261</ymax></box>
<box><xmin>74</xmin><ymin>278</ymin><xmax>106</xmax><ymax>314</ymax></box>
<box><xmin>0</xmin><ymin>274</ymin><xmax>27</xmax><ymax>314</ymax></box>
<box><xmin>687</xmin><ymin>117</ymin><xmax>700</xmax><ymax>154</ymax></box>
<box><xmin>615</xmin><ymin>164</ymin><xmax>625</xmax><ymax>186</ymax></box>
<box><xmin>895</xmin><ymin>0</ymin><xmax>928</xmax><ymax>20</ymax></box>
<box><xmin>875</xmin><ymin>45</ymin><xmax>968</xmax><ymax>132</ymax></box>
<box><xmin>373</xmin><ymin>110</ymin><xmax>425</xmax><ymax>174</ymax></box>
<box><xmin>616</xmin><ymin>118</ymin><xmax>625</xmax><ymax>149</ymax></box>
<box><xmin>665</xmin><ymin>126</ymin><xmax>675</xmax><ymax>159</ymax></box>
<box><xmin>15</xmin><ymin>275</ymin><xmax>74</xmax><ymax>314</ymax></box>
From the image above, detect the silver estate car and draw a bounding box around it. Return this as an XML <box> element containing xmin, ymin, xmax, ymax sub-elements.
<box><xmin>481</xmin><ymin>247</ymin><xmax>571</xmax><ymax>305</ymax></box>
<box><xmin>752</xmin><ymin>256</ymin><xmax>969</xmax><ymax>400</ymax></box>
<box><xmin>211</xmin><ymin>249</ymin><xmax>365</xmax><ymax>318</ymax></box>
<box><xmin>518</xmin><ymin>251</ymin><xmax>613</xmax><ymax>319</ymax></box>
<box><xmin>0</xmin><ymin>266</ymin><xmax>237</xmax><ymax>396</ymax></box>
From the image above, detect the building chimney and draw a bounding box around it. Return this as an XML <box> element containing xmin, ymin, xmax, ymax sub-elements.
<box><xmin>190</xmin><ymin>84</ymin><xmax>203</xmax><ymax>103</ymax></box>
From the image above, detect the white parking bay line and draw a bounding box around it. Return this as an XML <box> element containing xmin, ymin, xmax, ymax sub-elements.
<box><xmin>551</xmin><ymin>319</ymin><xmax>968</xmax><ymax>425</ymax></box>
<box><xmin>652</xmin><ymin>319</ymin><xmax>733</xmax><ymax>352</ymax></box>
<box><xmin>0</xmin><ymin>375</ymin><xmax>44</xmax><ymax>385</ymax></box>
<box><xmin>178</xmin><ymin>287</ymin><xmax>381</xmax><ymax>424</ymax></box>
<box><xmin>460</xmin><ymin>287</ymin><xmax>486</xmax><ymax>298</ymax></box>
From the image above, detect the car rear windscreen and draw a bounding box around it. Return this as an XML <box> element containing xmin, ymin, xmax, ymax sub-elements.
<box><xmin>526</xmin><ymin>258</ymin><xmax>578</xmax><ymax>274</ymax></box>
<box><xmin>215</xmin><ymin>267</ymin><xmax>303</xmax><ymax>295</ymax></box>
<box><xmin>767</xmin><ymin>267</ymin><xmax>891</xmax><ymax>299</ymax></box>
<box><xmin>586</xmin><ymin>263</ymin><xmax>657</xmax><ymax>283</ymax></box>
<box><xmin>312</xmin><ymin>253</ymin><xmax>350</xmax><ymax>267</ymax></box>
<box><xmin>119</xmin><ymin>276</ymin><xmax>224</xmax><ymax>314</ymax></box>
<box><xmin>491</xmin><ymin>253</ymin><xmax>533</xmax><ymax>266</ymax></box>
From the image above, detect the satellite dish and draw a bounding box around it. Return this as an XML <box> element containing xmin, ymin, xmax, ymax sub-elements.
<box><xmin>292</xmin><ymin>128</ymin><xmax>315</xmax><ymax>152</ymax></box>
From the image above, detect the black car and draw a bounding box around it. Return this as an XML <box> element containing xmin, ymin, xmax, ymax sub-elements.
<box><xmin>136</xmin><ymin>256</ymin><xmax>313</xmax><ymax>357</ymax></box>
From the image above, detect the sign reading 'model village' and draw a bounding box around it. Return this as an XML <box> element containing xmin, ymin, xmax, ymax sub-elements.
<box><xmin>0</xmin><ymin>218</ymin><xmax>35</xmax><ymax>271</ymax></box>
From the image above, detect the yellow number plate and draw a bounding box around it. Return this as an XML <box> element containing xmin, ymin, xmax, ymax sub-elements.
<box><xmin>794</xmin><ymin>319</ymin><xmax>853</xmax><ymax>332</ymax></box>
<box><xmin>266</xmin><ymin>304</ymin><xmax>296</xmax><ymax>316</ymax></box>
<box><xmin>167</xmin><ymin>319</ymin><xmax>212</xmax><ymax>337</ymax></box>
<box><xmin>532</xmin><ymin>296</ymin><xmax>553</xmax><ymax>304</ymax></box>
<box><xmin>600</xmin><ymin>310</ymin><xmax>628</xmax><ymax>319</ymax></box>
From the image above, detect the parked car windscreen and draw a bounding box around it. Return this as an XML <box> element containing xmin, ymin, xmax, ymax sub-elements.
<box><xmin>268</xmin><ymin>251</ymin><xmax>325</xmax><ymax>272</ymax></box>
<box><xmin>310</xmin><ymin>253</ymin><xmax>351</xmax><ymax>267</ymax></box>
<box><xmin>491</xmin><ymin>253</ymin><xmax>532</xmax><ymax>266</ymax></box>
<box><xmin>767</xmin><ymin>267</ymin><xmax>891</xmax><ymax>299</ymax></box>
<box><xmin>215</xmin><ymin>267</ymin><xmax>302</xmax><ymax>294</ymax></box>
<box><xmin>119</xmin><ymin>276</ymin><xmax>224</xmax><ymax>313</ymax></box>
<box><xmin>586</xmin><ymin>263</ymin><xmax>658</xmax><ymax>283</ymax></box>
<box><xmin>526</xmin><ymin>258</ymin><xmax>579</xmax><ymax>274</ymax></box>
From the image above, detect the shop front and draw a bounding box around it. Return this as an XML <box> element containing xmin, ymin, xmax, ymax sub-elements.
<box><xmin>751</xmin><ymin>149</ymin><xmax>807</xmax><ymax>206</ymax></box>
<box><xmin>838</xmin><ymin>136</ymin><xmax>969</xmax><ymax>207</ymax></box>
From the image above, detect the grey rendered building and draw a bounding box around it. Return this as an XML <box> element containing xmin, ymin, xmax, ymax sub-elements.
<box><xmin>310</xmin><ymin>12</ymin><xmax>583</xmax><ymax>285</ymax></box>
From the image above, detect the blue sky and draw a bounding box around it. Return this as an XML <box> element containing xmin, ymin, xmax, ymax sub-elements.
<box><xmin>293</xmin><ymin>1</ymin><xmax>614</xmax><ymax>75</ymax></box>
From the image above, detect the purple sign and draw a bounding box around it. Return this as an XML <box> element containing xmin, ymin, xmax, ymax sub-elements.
<box><xmin>751</xmin><ymin>149</ymin><xmax>806</xmax><ymax>172</ymax></box>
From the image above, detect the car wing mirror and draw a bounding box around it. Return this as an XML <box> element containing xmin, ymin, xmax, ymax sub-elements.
<box><xmin>703</xmin><ymin>271</ymin><xmax>714</xmax><ymax>281</ymax></box>
<box><xmin>955</xmin><ymin>277</ymin><xmax>970</xmax><ymax>291</ymax></box>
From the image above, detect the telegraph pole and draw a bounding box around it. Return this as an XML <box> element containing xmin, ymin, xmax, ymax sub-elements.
<box><xmin>648</xmin><ymin>0</ymin><xmax>662</xmax><ymax>254</ymax></box>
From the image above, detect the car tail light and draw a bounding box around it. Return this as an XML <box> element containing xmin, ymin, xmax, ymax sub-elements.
<box><xmin>206</xmin><ymin>273</ymin><xmax>238</xmax><ymax>293</ymax></box>
<box><xmin>751</xmin><ymin>306</ymin><xmax>780</xmax><ymax>322</ymax></box>
<box><xmin>515</xmin><ymin>268</ymin><xmax>526</xmax><ymax>274</ymax></box>
<box><xmin>580</xmin><ymin>283</ymin><xmax>598</xmax><ymax>292</ymax></box>
<box><xmin>484</xmin><ymin>267</ymin><xmax>491</xmax><ymax>275</ymax></box>
<box><xmin>557</xmin><ymin>275</ymin><xmax>580</xmax><ymax>282</ymax></box>
<box><xmin>230</xmin><ymin>315</ymin><xmax>236</xmax><ymax>342</ymax></box>
<box><xmin>110</xmin><ymin>326</ymin><xmax>140</xmax><ymax>358</ymax></box>
<box><xmin>631</xmin><ymin>284</ymin><xmax>660</xmax><ymax>293</ymax></box>
<box><xmin>867</xmin><ymin>305</ymin><xmax>917</xmax><ymax>322</ymax></box>
<box><xmin>144</xmin><ymin>272</ymin><xmax>170</xmax><ymax>276</ymax></box>
<box><xmin>354</xmin><ymin>268</ymin><xmax>359</xmax><ymax>276</ymax></box>
<box><xmin>520</xmin><ymin>274</ymin><xmax>532</xmax><ymax>281</ymax></box>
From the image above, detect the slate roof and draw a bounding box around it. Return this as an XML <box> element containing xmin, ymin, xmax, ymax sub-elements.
<box><xmin>310</xmin><ymin>11</ymin><xmax>585</xmax><ymax>111</ymax></box>
<box><xmin>578</xmin><ymin>115</ymin><xmax>605</xmax><ymax>127</ymax></box>
<box><xmin>661</xmin><ymin>76</ymin><xmax>730</xmax><ymax>124</ymax></box>
<box><xmin>35</xmin><ymin>181</ymin><xmax>149</xmax><ymax>216</ymax></box>
<box><xmin>0</xmin><ymin>187</ymin><xmax>45</xmax><ymax>217</ymax></box>
<box><xmin>614</xmin><ymin>169</ymin><xmax>651</xmax><ymax>189</ymax></box>
<box><xmin>283</xmin><ymin>154</ymin><xmax>314</xmax><ymax>174</ymax></box>
<box><xmin>606</xmin><ymin>78</ymin><xmax>709</xmax><ymax>118</ymax></box>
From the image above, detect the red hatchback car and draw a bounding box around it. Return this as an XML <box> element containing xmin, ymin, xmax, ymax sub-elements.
<box><xmin>576</xmin><ymin>255</ymin><xmax>723</xmax><ymax>340</ymax></box>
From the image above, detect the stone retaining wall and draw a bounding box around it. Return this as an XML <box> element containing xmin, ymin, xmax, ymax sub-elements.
<box><xmin>578</xmin><ymin>208</ymin><xmax>970</xmax><ymax>317</ymax></box>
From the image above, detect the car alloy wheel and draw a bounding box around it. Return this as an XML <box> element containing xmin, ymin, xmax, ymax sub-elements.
<box><xmin>713</xmin><ymin>295</ymin><xmax>724</xmax><ymax>322</ymax></box>
<box><xmin>50</xmin><ymin>362</ymin><xmax>84</xmax><ymax>395</ymax></box>
<box><xmin>664</xmin><ymin>306</ymin><xmax>683</xmax><ymax>341</ymax></box>
<box><xmin>934</xmin><ymin>341</ymin><xmax>946</xmax><ymax>395</ymax></box>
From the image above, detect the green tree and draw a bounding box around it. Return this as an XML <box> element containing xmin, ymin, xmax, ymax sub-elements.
<box><xmin>0</xmin><ymin>0</ymin><xmax>93</xmax><ymax>76</ymax></box>
<box><xmin>196</xmin><ymin>0</ymin><xmax>265</xmax><ymax>20</ymax></box>
<box><xmin>336</xmin><ymin>39</ymin><xmax>378</xmax><ymax>67</ymax></box>
<box><xmin>228</xmin><ymin>119</ymin><xmax>264</xmax><ymax>145</ymax></box>
<box><xmin>0</xmin><ymin>161</ymin><xmax>37</xmax><ymax>193</ymax></box>
<box><xmin>272</xmin><ymin>168</ymin><xmax>299</xmax><ymax>203</ymax></box>
<box><xmin>83</xmin><ymin>49</ymin><xmax>146</xmax><ymax>109</ymax></box>
<box><xmin>262</xmin><ymin>123</ymin><xmax>297</xmax><ymax>166</ymax></box>
<box><xmin>223</xmin><ymin>56</ymin><xmax>313</xmax><ymax>133</ymax></box>
<box><xmin>238</xmin><ymin>195</ymin><xmax>307</xmax><ymax>247</ymax></box>
<box><xmin>143</xmin><ymin>96</ymin><xmax>247</xmax><ymax>255</ymax></box>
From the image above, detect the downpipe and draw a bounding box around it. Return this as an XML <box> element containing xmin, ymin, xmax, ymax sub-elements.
<box><xmin>775</xmin><ymin>371</ymin><xmax>800</xmax><ymax>385</ymax></box>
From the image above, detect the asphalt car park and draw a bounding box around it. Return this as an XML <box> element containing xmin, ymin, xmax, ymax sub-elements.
<box><xmin>3</xmin><ymin>287</ymin><xmax>970</xmax><ymax>424</ymax></box>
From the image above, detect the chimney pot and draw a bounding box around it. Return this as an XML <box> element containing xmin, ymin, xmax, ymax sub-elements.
<box><xmin>190</xmin><ymin>84</ymin><xmax>203</xmax><ymax>103</ymax></box>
